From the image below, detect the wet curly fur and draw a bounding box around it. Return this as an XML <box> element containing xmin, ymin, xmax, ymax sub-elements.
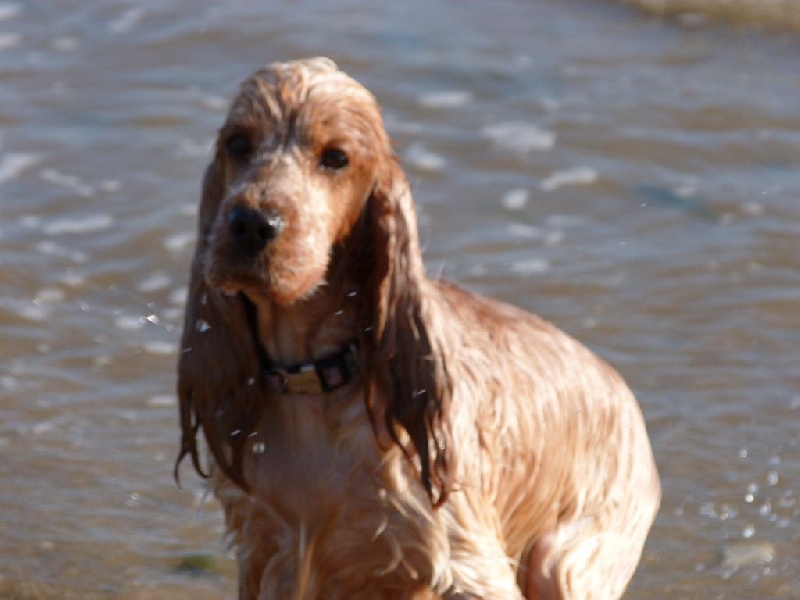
<box><xmin>176</xmin><ymin>57</ymin><xmax>660</xmax><ymax>599</ymax></box>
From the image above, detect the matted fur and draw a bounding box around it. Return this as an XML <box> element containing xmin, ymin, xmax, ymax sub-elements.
<box><xmin>176</xmin><ymin>57</ymin><xmax>660</xmax><ymax>599</ymax></box>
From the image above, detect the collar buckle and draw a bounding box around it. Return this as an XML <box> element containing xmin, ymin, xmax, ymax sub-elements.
<box><xmin>264</xmin><ymin>343</ymin><xmax>359</xmax><ymax>396</ymax></box>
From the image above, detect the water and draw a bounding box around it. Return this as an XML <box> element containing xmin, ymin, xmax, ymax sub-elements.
<box><xmin>1</xmin><ymin>1</ymin><xmax>799</xmax><ymax>598</ymax></box>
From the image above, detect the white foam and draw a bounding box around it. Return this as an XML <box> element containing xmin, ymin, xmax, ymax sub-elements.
<box><xmin>538</xmin><ymin>97</ymin><xmax>561</xmax><ymax>112</ymax></box>
<box><xmin>168</xmin><ymin>286</ymin><xmax>187</xmax><ymax>305</ymax></box>
<box><xmin>39</xmin><ymin>168</ymin><xmax>94</xmax><ymax>197</ymax></box>
<box><xmin>114</xmin><ymin>315</ymin><xmax>146</xmax><ymax>331</ymax></box>
<box><xmin>176</xmin><ymin>138</ymin><xmax>213</xmax><ymax>158</ymax></box>
<box><xmin>742</xmin><ymin>201</ymin><xmax>764</xmax><ymax>216</ymax></box>
<box><xmin>468</xmin><ymin>263</ymin><xmax>487</xmax><ymax>277</ymax></box>
<box><xmin>162</xmin><ymin>306</ymin><xmax>184</xmax><ymax>321</ymax></box>
<box><xmin>19</xmin><ymin>214</ymin><xmax>41</xmax><ymax>229</ymax></box>
<box><xmin>544</xmin><ymin>213</ymin><xmax>586</xmax><ymax>228</ymax></box>
<box><xmin>0</xmin><ymin>153</ymin><xmax>41</xmax><ymax>184</ymax></box>
<box><xmin>98</xmin><ymin>179</ymin><xmax>121</xmax><ymax>193</ymax></box>
<box><xmin>34</xmin><ymin>287</ymin><xmax>65</xmax><ymax>304</ymax></box>
<box><xmin>0</xmin><ymin>4</ymin><xmax>21</xmax><ymax>21</ymax></box>
<box><xmin>51</xmin><ymin>37</ymin><xmax>79</xmax><ymax>52</ymax></box>
<box><xmin>119</xmin><ymin>410</ymin><xmax>139</xmax><ymax>422</ymax></box>
<box><xmin>418</xmin><ymin>91</ymin><xmax>473</xmax><ymax>109</ymax></box>
<box><xmin>16</xmin><ymin>303</ymin><xmax>50</xmax><ymax>321</ymax></box>
<box><xmin>404</xmin><ymin>143</ymin><xmax>446</xmax><ymax>172</ymax></box>
<box><xmin>164</xmin><ymin>231</ymin><xmax>195</xmax><ymax>252</ymax></box>
<box><xmin>137</xmin><ymin>272</ymin><xmax>172</xmax><ymax>292</ymax></box>
<box><xmin>202</xmin><ymin>95</ymin><xmax>229</xmax><ymax>112</ymax></box>
<box><xmin>540</xmin><ymin>167</ymin><xmax>597</xmax><ymax>192</ymax></box>
<box><xmin>32</xmin><ymin>421</ymin><xmax>56</xmax><ymax>435</ymax></box>
<box><xmin>147</xmin><ymin>395</ymin><xmax>176</xmax><ymax>407</ymax></box>
<box><xmin>35</xmin><ymin>240</ymin><xmax>87</xmax><ymax>263</ymax></box>
<box><xmin>502</xmin><ymin>188</ymin><xmax>529</xmax><ymax>211</ymax></box>
<box><xmin>543</xmin><ymin>229</ymin><xmax>564</xmax><ymax>247</ymax></box>
<box><xmin>507</xmin><ymin>222</ymin><xmax>542</xmax><ymax>239</ymax></box>
<box><xmin>582</xmin><ymin>317</ymin><xmax>598</xmax><ymax>329</ymax></box>
<box><xmin>109</xmin><ymin>7</ymin><xmax>144</xmax><ymax>34</ymax></box>
<box><xmin>481</xmin><ymin>122</ymin><xmax>556</xmax><ymax>153</ymax></box>
<box><xmin>384</xmin><ymin>115</ymin><xmax>424</xmax><ymax>136</ymax></box>
<box><xmin>510</xmin><ymin>258</ymin><xmax>549</xmax><ymax>275</ymax></box>
<box><xmin>0</xmin><ymin>32</ymin><xmax>19</xmax><ymax>49</ymax></box>
<box><xmin>60</xmin><ymin>270</ymin><xmax>85</xmax><ymax>287</ymax></box>
<box><xmin>142</xmin><ymin>341</ymin><xmax>176</xmax><ymax>355</ymax></box>
<box><xmin>43</xmin><ymin>213</ymin><xmax>114</xmax><ymax>235</ymax></box>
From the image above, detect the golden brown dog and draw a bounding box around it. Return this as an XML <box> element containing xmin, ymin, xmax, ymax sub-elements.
<box><xmin>176</xmin><ymin>57</ymin><xmax>660</xmax><ymax>600</ymax></box>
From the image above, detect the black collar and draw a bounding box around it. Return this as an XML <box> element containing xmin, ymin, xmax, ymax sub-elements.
<box><xmin>263</xmin><ymin>343</ymin><xmax>360</xmax><ymax>395</ymax></box>
<box><xmin>239</xmin><ymin>292</ymin><xmax>360</xmax><ymax>396</ymax></box>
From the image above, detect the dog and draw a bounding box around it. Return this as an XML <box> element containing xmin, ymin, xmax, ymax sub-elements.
<box><xmin>175</xmin><ymin>57</ymin><xmax>660</xmax><ymax>599</ymax></box>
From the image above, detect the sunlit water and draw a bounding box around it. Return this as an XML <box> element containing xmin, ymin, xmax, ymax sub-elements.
<box><xmin>1</xmin><ymin>1</ymin><xmax>798</xmax><ymax>598</ymax></box>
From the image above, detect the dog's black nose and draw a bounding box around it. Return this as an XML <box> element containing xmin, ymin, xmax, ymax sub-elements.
<box><xmin>227</xmin><ymin>206</ymin><xmax>283</xmax><ymax>256</ymax></box>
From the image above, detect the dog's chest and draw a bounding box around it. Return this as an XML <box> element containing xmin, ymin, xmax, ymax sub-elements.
<box><xmin>245</xmin><ymin>395</ymin><xmax>377</xmax><ymax>517</ymax></box>
<box><xmin>219</xmin><ymin>394</ymin><xmax>447</xmax><ymax>595</ymax></box>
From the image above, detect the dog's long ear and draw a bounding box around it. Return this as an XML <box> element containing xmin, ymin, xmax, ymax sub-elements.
<box><xmin>364</xmin><ymin>159</ymin><xmax>454</xmax><ymax>506</ymax></box>
<box><xmin>175</xmin><ymin>158</ymin><xmax>264</xmax><ymax>492</ymax></box>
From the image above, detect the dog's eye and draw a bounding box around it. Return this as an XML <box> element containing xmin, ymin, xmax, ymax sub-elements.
<box><xmin>320</xmin><ymin>147</ymin><xmax>349</xmax><ymax>171</ymax></box>
<box><xmin>224</xmin><ymin>133</ymin><xmax>253</xmax><ymax>162</ymax></box>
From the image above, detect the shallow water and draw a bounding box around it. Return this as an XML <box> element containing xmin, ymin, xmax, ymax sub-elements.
<box><xmin>1</xmin><ymin>1</ymin><xmax>799</xmax><ymax>598</ymax></box>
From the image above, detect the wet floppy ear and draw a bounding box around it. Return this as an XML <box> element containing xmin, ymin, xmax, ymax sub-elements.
<box><xmin>175</xmin><ymin>159</ymin><xmax>264</xmax><ymax>492</ymax></box>
<box><xmin>364</xmin><ymin>159</ymin><xmax>454</xmax><ymax>506</ymax></box>
<box><xmin>196</xmin><ymin>156</ymin><xmax>225</xmax><ymax>243</ymax></box>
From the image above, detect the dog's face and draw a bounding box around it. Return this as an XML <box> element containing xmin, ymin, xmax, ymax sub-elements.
<box><xmin>202</xmin><ymin>59</ymin><xmax>389</xmax><ymax>305</ymax></box>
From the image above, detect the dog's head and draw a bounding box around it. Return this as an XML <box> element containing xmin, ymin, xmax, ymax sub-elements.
<box><xmin>202</xmin><ymin>57</ymin><xmax>390</xmax><ymax>305</ymax></box>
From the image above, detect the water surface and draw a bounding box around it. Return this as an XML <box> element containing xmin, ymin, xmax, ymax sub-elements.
<box><xmin>1</xmin><ymin>1</ymin><xmax>799</xmax><ymax>598</ymax></box>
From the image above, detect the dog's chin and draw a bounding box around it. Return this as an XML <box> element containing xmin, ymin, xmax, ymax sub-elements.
<box><xmin>203</xmin><ymin>258</ymin><xmax>253</xmax><ymax>298</ymax></box>
<box><xmin>265</xmin><ymin>265</ymin><xmax>328</xmax><ymax>306</ymax></box>
<box><xmin>205</xmin><ymin>262</ymin><xmax>326</xmax><ymax>308</ymax></box>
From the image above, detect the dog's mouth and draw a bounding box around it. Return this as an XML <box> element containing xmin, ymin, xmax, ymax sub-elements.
<box><xmin>203</xmin><ymin>242</ymin><xmax>328</xmax><ymax>307</ymax></box>
<box><xmin>202</xmin><ymin>202</ymin><xmax>333</xmax><ymax>306</ymax></box>
<box><xmin>203</xmin><ymin>239</ymin><xmax>264</xmax><ymax>295</ymax></box>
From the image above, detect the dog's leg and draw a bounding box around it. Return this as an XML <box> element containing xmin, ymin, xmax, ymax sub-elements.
<box><xmin>524</xmin><ymin>517</ymin><xmax>646</xmax><ymax>600</ymax></box>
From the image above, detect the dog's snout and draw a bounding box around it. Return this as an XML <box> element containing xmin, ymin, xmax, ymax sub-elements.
<box><xmin>227</xmin><ymin>206</ymin><xmax>284</xmax><ymax>256</ymax></box>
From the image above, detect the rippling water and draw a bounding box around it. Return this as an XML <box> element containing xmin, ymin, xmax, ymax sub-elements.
<box><xmin>624</xmin><ymin>0</ymin><xmax>800</xmax><ymax>30</ymax></box>
<box><xmin>1</xmin><ymin>1</ymin><xmax>798</xmax><ymax>598</ymax></box>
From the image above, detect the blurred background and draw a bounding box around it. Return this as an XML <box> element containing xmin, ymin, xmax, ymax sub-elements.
<box><xmin>0</xmin><ymin>1</ymin><xmax>798</xmax><ymax>598</ymax></box>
